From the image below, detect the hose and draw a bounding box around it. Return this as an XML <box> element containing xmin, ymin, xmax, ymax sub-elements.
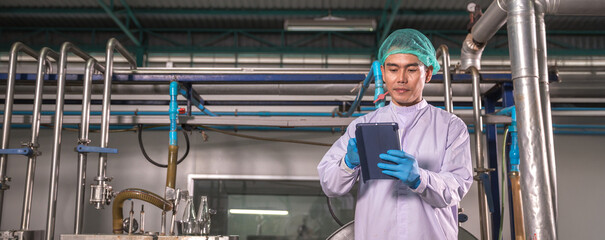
<box><xmin>112</xmin><ymin>188</ymin><xmax>172</xmax><ymax>234</ymax></box>
<box><xmin>326</xmin><ymin>197</ymin><xmax>344</xmax><ymax>227</ymax></box>
<box><xmin>499</xmin><ymin>127</ymin><xmax>509</xmax><ymax>240</ymax></box>
<box><xmin>138</xmin><ymin>124</ymin><xmax>189</xmax><ymax>168</ymax></box>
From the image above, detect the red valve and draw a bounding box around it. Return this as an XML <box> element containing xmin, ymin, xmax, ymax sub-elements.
<box><xmin>178</xmin><ymin>108</ymin><xmax>186</xmax><ymax>114</ymax></box>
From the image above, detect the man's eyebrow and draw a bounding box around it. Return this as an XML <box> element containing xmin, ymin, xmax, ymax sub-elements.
<box><xmin>385</xmin><ymin>63</ymin><xmax>420</xmax><ymax>68</ymax></box>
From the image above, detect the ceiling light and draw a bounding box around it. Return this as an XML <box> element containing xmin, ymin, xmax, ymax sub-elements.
<box><xmin>229</xmin><ymin>209</ymin><xmax>289</xmax><ymax>215</ymax></box>
<box><xmin>285</xmin><ymin>15</ymin><xmax>377</xmax><ymax>32</ymax></box>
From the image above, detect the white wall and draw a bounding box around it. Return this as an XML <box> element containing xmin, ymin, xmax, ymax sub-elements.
<box><xmin>0</xmin><ymin>128</ymin><xmax>603</xmax><ymax>239</ymax></box>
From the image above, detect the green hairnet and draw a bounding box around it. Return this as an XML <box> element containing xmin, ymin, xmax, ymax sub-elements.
<box><xmin>377</xmin><ymin>29</ymin><xmax>440</xmax><ymax>75</ymax></box>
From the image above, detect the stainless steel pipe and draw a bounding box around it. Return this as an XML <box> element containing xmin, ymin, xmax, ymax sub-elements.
<box><xmin>436</xmin><ymin>45</ymin><xmax>453</xmax><ymax>113</ymax></box>
<box><xmin>92</xmin><ymin>38</ymin><xmax>136</xmax><ymax>210</ymax></box>
<box><xmin>461</xmin><ymin>0</ymin><xmax>508</xmax><ymax>70</ymax></box>
<box><xmin>535</xmin><ymin>0</ymin><xmax>559</xmax><ymax>232</ymax></box>
<box><xmin>20</xmin><ymin>47</ymin><xmax>60</xmax><ymax>231</ymax></box>
<box><xmin>45</xmin><ymin>42</ymin><xmax>105</xmax><ymax>240</ymax></box>
<box><xmin>507</xmin><ymin>0</ymin><xmax>556</xmax><ymax>239</ymax></box>
<box><xmin>469</xmin><ymin>66</ymin><xmax>491</xmax><ymax>240</ymax></box>
<box><xmin>74</xmin><ymin>58</ymin><xmax>103</xmax><ymax>234</ymax></box>
<box><xmin>539</xmin><ymin>0</ymin><xmax>605</xmax><ymax>15</ymax></box>
<box><xmin>0</xmin><ymin>42</ymin><xmax>40</xmax><ymax>226</ymax></box>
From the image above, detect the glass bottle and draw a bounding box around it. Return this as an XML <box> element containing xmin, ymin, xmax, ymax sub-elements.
<box><xmin>197</xmin><ymin>196</ymin><xmax>211</xmax><ymax>235</ymax></box>
<box><xmin>181</xmin><ymin>196</ymin><xmax>199</xmax><ymax>235</ymax></box>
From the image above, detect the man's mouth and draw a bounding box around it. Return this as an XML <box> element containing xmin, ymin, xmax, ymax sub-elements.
<box><xmin>392</xmin><ymin>88</ymin><xmax>409</xmax><ymax>94</ymax></box>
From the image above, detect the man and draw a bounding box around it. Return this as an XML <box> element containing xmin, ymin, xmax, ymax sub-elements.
<box><xmin>317</xmin><ymin>29</ymin><xmax>473</xmax><ymax>239</ymax></box>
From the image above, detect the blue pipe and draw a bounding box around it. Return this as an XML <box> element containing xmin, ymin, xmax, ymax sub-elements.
<box><xmin>496</xmin><ymin>106</ymin><xmax>520</xmax><ymax>172</ymax></box>
<box><xmin>372</xmin><ymin>61</ymin><xmax>385</xmax><ymax>108</ymax></box>
<box><xmin>343</xmin><ymin>61</ymin><xmax>383</xmax><ymax>117</ymax></box>
<box><xmin>169</xmin><ymin>81</ymin><xmax>178</xmax><ymax>146</ymax></box>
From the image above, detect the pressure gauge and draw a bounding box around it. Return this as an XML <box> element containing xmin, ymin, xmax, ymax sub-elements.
<box><xmin>467</xmin><ymin>2</ymin><xmax>477</xmax><ymax>13</ymax></box>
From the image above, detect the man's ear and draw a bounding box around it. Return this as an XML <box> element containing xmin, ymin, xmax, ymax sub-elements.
<box><xmin>425</xmin><ymin>66</ymin><xmax>434</xmax><ymax>83</ymax></box>
<box><xmin>381</xmin><ymin>64</ymin><xmax>385</xmax><ymax>76</ymax></box>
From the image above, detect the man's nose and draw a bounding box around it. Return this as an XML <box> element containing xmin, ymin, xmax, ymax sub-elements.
<box><xmin>396</xmin><ymin>71</ymin><xmax>407</xmax><ymax>83</ymax></box>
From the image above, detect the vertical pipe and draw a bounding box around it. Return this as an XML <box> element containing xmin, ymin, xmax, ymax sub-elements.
<box><xmin>1</xmin><ymin>43</ymin><xmax>38</xmax><ymax>226</ymax></box>
<box><xmin>74</xmin><ymin>58</ymin><xmax>97</xmax><ymax>234</ymax></box>
<box><xmin>535</xmin><ymin>1</ymin><xmax>559</xmax><ymax>227</ymax></box>
<box><xmin>45</xmin><ymin>42</ymin><xmax>106</xmax><ymax>240</ymax></box>
<box><xmin>45</xmin><ymin>43</ymin><xmax>70</xmax><ymax>240</ymax></box>
<box><xmin>436</xmin><ymin>45</ymin><xmax>453</xmax><ymax>113</ymax></box>
<box><xmin>469</xmin><ymin>66</ymin><xmax>491</xmax><ymax>240</ymax></box>
<box><xmin>506</xmin><ymin>0</ymin><xmax>556</xmax><ymax>239</ymax></box>
<box><xmin>94</xmin><ymin>38</ymin><xmax>136</xmax><ymax>209</ymax></box>
<box><xmin>372</xmin><ymin>61</ymin><xmax>385</xmax><ymax>108</ymax></box>
<box><xmin>167</xmin><ymin>81</ymin><xmax>179</xmax><ymax>189</ymax></box>
<box><xmin>21</xmin><ymin>47</ymin><xmax>59</xmax><ymax>230</ymax></box>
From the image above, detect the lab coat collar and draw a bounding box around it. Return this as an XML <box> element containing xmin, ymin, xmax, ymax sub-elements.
<box><xmin>389</xmin><ymin>99</ymin><xmax>428</xmax><ymax>114</ymax></box>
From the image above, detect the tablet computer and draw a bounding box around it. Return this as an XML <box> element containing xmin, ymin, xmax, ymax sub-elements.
<box><xmin>355</xmin><ymin>122</ymin><xmax>401</xmax><ymax>183</ymax></box>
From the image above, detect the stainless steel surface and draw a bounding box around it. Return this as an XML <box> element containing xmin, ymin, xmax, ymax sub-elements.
<box><xmin>542</xmin><ymin>0</ymin><xmax>605</xmax><ymax>15</ymax></box>
<box><xmin>507</xmin><ymin>0</ymin><xmax>557</xmax><ymax>239</ymax></box>
<box><xmin>161</xmin><ymin>211</ymin><xmax>166</xmax><ymax>235</ymax></box>
<box><xmin>140</xmin><ymin>205</ymin><xmax>145</xmax><ymax>234</ymax></box>
<box><xmin>93</xmin><ymin>38</ymin><xmax>137</xmax><ymax>210</ymax></box>
<box><xmin>471</xmin><ymin>0</ymin><xmax>508</xmax><ymax>43</ymax></box>
<box><xmin>114</xmin><ymin>67</ymin><xmax>367</xmax><ymax>75</ymax></box>
<box><xmin>1</xmin><ymin>230</ymin><xmax>45</xmax><ymax>240</ymax></box>
<box><xmin>326</xmin><ymin>221</ymin><xmax>354</xmax><ymax>240</ymax></box>
<box><xmin>470</xmin><ymin>66</ymin><xmax>491</xmax><ymax>240</ymax></box>
<box><xmin>74</xmin><ymin>58</ymin><xmax>99</xmax><ymax>234</ymax></box>
<box><xmin>1</xmin><ymin>42</ymin><xmax>39</xmax><ymax>226</ymax></box>
<box><xmin>45</xmin><ymin>42</ymin><xmax>104</xmax><ymax>240</ymax></box>
<box><xmin>21</xmin><ymin>47</ymin><xmax>60</xmax><ymax>231</ymax></box>
<box><xmin>436</xmin><ymin>45</ymin><xmax>453</xmax><ymax>113</ymax></box>
<box><xmin>460</xmin><ymin>34</ymin><xmax>484</xmax><ymax>71</ymax></box>
<box><xmin>535</xmin><ymin>2</ymin><xmax>559</xmax><ymax>231</ymax></box>
<box><xmin>460</xmin><ymin>0</ymin><xmax>507</xmax><ymax>70</ymax></box>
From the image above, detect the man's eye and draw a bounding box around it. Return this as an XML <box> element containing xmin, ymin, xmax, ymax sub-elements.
<box><xmin>408</xmin><ymin>68</ymin><xmax>418</xmax><ymax>72</ymax></box>
<box><xmin>389</xmin><ymin>68</ymin><xmax>398</xmax><ymax>72</ymax></box>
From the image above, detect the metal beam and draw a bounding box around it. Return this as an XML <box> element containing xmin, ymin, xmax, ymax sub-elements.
<box><xmin>118</xmin><ymin>0</ymin><xmax>142</xmax><ymax>29</ymax></box>
<box><xmin>97</xmin><ymin>0</ymin><xmax>141</xmax><ymax>46</ymax></box>
<box><xmin>378</xmin><ymin>0</ymin><xmax>404</xmax><ymax>44</ymax></box>
<box><xmin>0</xmin><ymin>8</ymin><xmax>469</xmax><ymax>17</ymax></box>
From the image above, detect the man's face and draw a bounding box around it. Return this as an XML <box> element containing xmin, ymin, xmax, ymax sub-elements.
<box><xmin>381</xmin><ymin>53</ymin><xmax>433</xmax><ymax>107</ymax></box>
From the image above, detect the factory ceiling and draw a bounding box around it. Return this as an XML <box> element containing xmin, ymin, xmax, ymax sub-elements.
<box><xmin>0</xmin><ymin>0</ymin><xmax>604</xmax><ymax>57</ymax></box>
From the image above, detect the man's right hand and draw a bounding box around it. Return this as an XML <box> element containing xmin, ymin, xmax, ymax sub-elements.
<box><xmin>345</xmin><ymin>138</ymin><xmax>360</xmax><ymax>168</ymax></box>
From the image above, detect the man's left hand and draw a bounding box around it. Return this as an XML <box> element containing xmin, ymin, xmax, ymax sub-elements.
<box><xmin>378</xmin><ymin>150</ymin><xmax>421</xmax><ymax>189</ymax></box>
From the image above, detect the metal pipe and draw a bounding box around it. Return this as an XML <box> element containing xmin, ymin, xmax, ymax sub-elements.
<box><xmin>506</xmin><ymin>0</ymin><xmax>556</xmax><ymax>239</ymax></box>
<box><xmin>541</xmin><ymin>0</ymin><xmax>605</xmax><ymax>15</ymax></box>
<box><xmin>436</xmin><ymin>45</ymin><xmax>453</xmax><ymax>113</ymax></box>
<box><xmin>45</xmin><ymin>42</ymin><xmax>105</xmax><ymax>240</ymax></box>
<box><xmin>74</xmin><ymin>58</ymin><xmax>100</xmax><ymax>234</ymax></box>
<box><xmin>0</xmin><ymin>42</ymin><xmax>39</xmax><ymax>226</ymax></box>
<box><xmin>509</xmin><ymin>172</ymin><xmax>526</xmax><ymax>240</ymax></box>
<box><xmin>20</xmin><ymin>47</ymin><xmax>59</xmax><ymax>231</ymax></box>
<box><xmin>94</xmin><ymin>38</ymin><xmax>136</xmax><ymax>209</ymax></box>
<box><xmin>460</xmin><ymin>0</ymin><xmax>508</xmax><ymax>70</ymax></box>
<box><xmin>469</xmin><ymin>66</ymin><xmax>491</xmax><ymax>240</ymax></box>
<box><xmin>535</xmin><ymin>1</ymin><xmax>559</xmax><ymax>230</ymax></box>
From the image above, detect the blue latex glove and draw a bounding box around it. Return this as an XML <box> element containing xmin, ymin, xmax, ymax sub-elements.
<box><xmin>344</xmin><ymin>138</ymin><xmax>360</xmax><ymax>169</ymax></box>
<box><xmin>378</xmin><ymin>150</ymin><xmax>421</xmax><ymax>189</ymax></box>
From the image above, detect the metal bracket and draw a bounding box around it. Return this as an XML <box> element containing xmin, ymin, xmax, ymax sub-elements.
<box><xmin>75</xmin><ymin>145</ymin><xmax>118</xmax><ymax>154</ymax></box>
